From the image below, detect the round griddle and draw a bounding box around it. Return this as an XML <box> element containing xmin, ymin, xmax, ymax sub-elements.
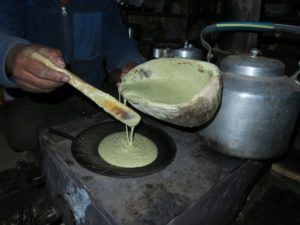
<box><xmin>71</xmin><ymin>122</ymin><xmax>176</xmax><ymax>177</ymax></box>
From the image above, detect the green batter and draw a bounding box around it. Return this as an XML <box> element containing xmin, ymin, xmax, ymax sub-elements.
<box><xmin>98</xmin><ymin>131</ymin><xmax>158</xmax><ymax>168</ymax></box>
<box><xmin>119</xmin><ymin>58</ymin><xmax>213</xmax><ymax>105</ymax></box>
<box><xmin>98</xmin><ymin>58</ymin><xmax>215</xmax><ymax>168</ymax></box>
<box><xmin>120</xmin><ymin>78</ymin><xmax>209</xmax><ymax>105</ymax></box>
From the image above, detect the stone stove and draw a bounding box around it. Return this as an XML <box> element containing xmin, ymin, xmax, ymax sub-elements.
<box><xmin>40</xmin><ymin>113</ymin><xmax>268</xmax><ymax>225</ymax></box>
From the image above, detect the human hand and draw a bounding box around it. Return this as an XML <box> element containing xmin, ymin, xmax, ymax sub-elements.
<box><xmin>120</xmin><ymin>62</ymin><xmax>138</xmax><ymax>80</ymax></box>
<box><xmin>6</xmin><ymin>44</ymin><xmax>70</xmax><ymax>93</ymax></box>
<box><xmin>108</xmin><ymin>62</ymin><xmax>138</xmax><ymax>85</ymax></box>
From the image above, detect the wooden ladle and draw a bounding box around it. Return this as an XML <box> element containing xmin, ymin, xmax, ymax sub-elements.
<box><xmin>31</xmin><ymin>52</ymin><xmax>141</xmax><ymax>127</ymax></box>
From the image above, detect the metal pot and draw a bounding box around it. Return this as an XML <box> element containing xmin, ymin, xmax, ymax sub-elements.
<box><xmin>171</xmin><ymin>40</ymin><xmax>203</xmax><ymax>60</ymax></box>
<box><xmin>153</xmin><ymin>40</ymin><xmax>203</xmax><ymax>60</ymax></box>
<box><xmin>153</xmin><ymin>48</ymin><xmax>173</xmax><ymax>58</ymax></box>
<box><xmin>199</xmin><ymin>22</ymin><xmax>300</xmax><ymax>159</ymax></box>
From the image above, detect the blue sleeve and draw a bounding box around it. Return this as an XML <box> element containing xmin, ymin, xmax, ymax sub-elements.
<box><xmin>101</xmin><ymin>0</ymin><xmax>146</xmax><ymax>71</ymax></box>
<box><xmin>0</xmin><ymin>0</ymin><xmax>30</xmax><ymax>88</ymax></box>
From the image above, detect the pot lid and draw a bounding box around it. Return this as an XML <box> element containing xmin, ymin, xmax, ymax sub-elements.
<box><xmin>172</xmin><ymin>40</ymin><xmax>203</xmax><ymax>60</ymax></box>
<box><xmin>221</xmin><ymin>49</ymin><xmax>285</xmax><ymax>77</ymax></box>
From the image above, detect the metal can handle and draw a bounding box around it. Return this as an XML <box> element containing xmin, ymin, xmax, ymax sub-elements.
<box><xmin>200</xmin><ymin>22</ymin><xmax>300</xmax><ymax>62</ymax></box>
<box><xmin>291</xmin><ymin>61</ymin><xmax>300</xmax><ymax>85</ymax></box>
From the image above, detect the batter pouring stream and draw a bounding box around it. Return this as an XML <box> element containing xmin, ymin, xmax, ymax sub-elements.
<box><xmin>98</xmin><ymin>97</ymin><xmax>158</xmax><ymax>168</ymax></box>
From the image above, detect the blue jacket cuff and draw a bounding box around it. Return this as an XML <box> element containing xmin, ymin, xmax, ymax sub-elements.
<box><xmin>0</xmin><ymin>35</ymin><xmax>30</xmax><ymax>88</ymax></box>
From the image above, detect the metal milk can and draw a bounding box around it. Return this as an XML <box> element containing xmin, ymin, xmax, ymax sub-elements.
<box><xmin>199</xmin><ymin>22</ymin><xmax>300</xmax><ymax>159</ymax></box>
<box><xmin>153</xmin><ymin>40</ymin><xmax>203</xmax><ymax>60</ymax></box>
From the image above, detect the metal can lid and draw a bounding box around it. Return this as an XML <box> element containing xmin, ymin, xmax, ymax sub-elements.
<box><xmin>220</xmin><ymin>49</ymin><xmax>285</xmax><ymax>77</ymax></box>
<box><xmin>172</xmin><ymin>41</ymin><xmax>203</xmax><ymax>60</ymax></box>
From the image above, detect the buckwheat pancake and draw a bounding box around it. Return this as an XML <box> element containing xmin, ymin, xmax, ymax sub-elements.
<box><xmin>98</xmin><ymin>132</ymin><xmax>158</xmax><ymax>168</ymax></box>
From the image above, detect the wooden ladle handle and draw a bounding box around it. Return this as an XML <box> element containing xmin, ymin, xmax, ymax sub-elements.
<box><xmin>30</xmin><ymin>52</ymin><xmax>141</xmax><ymax>127</ymax></box>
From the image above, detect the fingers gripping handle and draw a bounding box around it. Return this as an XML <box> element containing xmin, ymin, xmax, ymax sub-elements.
<box><xmin>30</xmin><ymin>52</ymin><xmax>141</xmax><ymax>127</ymax></box>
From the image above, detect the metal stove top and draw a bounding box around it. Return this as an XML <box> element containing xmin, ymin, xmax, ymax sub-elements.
<box><xmin>40</xmin><ymin>113</ymin><xmax>268</xmax><ymax>225</ymax></box>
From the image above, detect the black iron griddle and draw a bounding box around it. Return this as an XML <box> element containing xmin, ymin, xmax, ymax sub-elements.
<box><xmin>70</xmin><ymin>121</ymin><xmax>176</xmax><ymax>177</ymax></box>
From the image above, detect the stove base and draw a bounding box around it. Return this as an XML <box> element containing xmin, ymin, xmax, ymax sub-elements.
<box><xmin>40</xmin><ymin>113</ymin><xmax>269</xmax><ymax>225</ymax></box>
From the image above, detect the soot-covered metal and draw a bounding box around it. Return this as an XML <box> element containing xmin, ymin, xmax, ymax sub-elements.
<box><xmin>40</xmin><ymin>113</ymin><xmax>268</xmax><ymax>225</ymax></box>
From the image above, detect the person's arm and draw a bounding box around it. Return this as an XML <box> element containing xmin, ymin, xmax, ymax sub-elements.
<box><xmin>101</xmin><ymin>0</ymin><xmax>146</xmax><ymax>72</ymax></box>
<box><xmin>0</xmin><ymin>1</ymin><xmax>30</xmax><ymax>88</ymax></box>
<box><xmin>0</xmin><ymin>1</ymin><xmax>69</xmax><ymax>93</ymax></box>
<box><xmin>0</xmin><ymin>35</ymin><xmax>29</xmax><ymax>88</ymax></box>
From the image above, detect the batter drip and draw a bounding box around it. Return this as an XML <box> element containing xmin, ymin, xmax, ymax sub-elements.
<box><xmin>98</xmin><ymin>84</ymin><xmax>158</xmax><ymax>168</ymax></box>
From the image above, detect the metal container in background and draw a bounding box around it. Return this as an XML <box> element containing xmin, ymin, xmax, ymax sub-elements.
<box><xmin>152</xmin><ymin>42</ymin><xmax>180</xmax><ymax>59</ymax></box>
<box><xmin>153</xmin><ymin>48</ymin><xmax>173</xmax><ymax>58</ymax></box>
<box><xmin>199</xmin><ymin>22</ymin><xmax>300</xmax><ymax>159</ymax></box>
<box><xmin>172</xmin><ymin>40</ymin><xmax>203</xmax><ymax>60</ymax></box>
<box><xmin>153</xmin><ymin>40</ymin><xmax>203</xmax><ymax>60</ymax></box>
<box><xmin>200</xmin><ymin>48</ymin><xmax>300</xmax><ymax>159</ymax></box>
